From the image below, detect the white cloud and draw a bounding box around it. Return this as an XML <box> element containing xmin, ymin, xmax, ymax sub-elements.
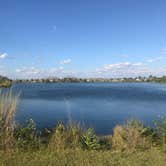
<box><xmin>94</xmin><ymin>62</ymin><xmax>149</xmax><ymax>77</ymax></box>
<box><xmin>2</xmin><ymin>60</ymin><xmax>166</xmax><ymax>79</ymax></box>
<box><xmin>145</xmin><ymin>47</ymin><xmax>166</xmax><ymax>63</ymax></box>
<box><xmin>12</xmin><ymin>62</ymin><xmax>149</xmax><ymax>78</ymax></box>
<box><xmin>0</xmin><ymin>53</ymin><xmax>8</xmax><ymax>59</ymax></box>
<box><xmin>60</xmin><ymin>59</ymin><xmax>71</xmax><ymax>65</ymax></box>
<box><xmin>15</xmin><ymin>65</ymin><xmax>77</xmax><ymax>79</ymax></box>
<box><xmin>16</xmin><ymin>67</ymin><xmax>41</xmax><ymax>75</ymax></box>
<box><xmin>100</xmin><ymin>62</ymin><xmax>143</xmax><ymax>72</ymax></box>
<box><xmin>147</xmin><ymin>56</ymin><xmax>166</xmax><ymax>63</ymax></box>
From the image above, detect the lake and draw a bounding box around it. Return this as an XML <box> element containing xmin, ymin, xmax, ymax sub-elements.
<box><xmin>11</xmin><ymin>82</ymin><xmax>166</xmax><ymax>135</ymax></box>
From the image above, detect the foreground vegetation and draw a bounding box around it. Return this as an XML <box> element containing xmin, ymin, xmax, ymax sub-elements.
<box><xmin>0</xmin><ymin>91</ymin><xmax>166</xmax><ymax>165</ymax></box>
<box><xmin>0</xmin><ymin>76</ymin><xmax>12</xmax><ymax>87</ymax></box>
<box><xmin>1</xmin><ymin>148</ymin><xmax>166</xmax><ymax>166</ymax></box>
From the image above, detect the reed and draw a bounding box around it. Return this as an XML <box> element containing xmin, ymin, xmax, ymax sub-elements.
<box><xmin>49</xmin><ymin>122</ymin><xmax>83</xmax><ymax>150</ymax></box>
<box><xmin>0</xmin><ymin>90</ymin><xmax>19</xmax><ymax>151</ymax></box>
<box><xmin>112</xmin><ymin>120</ymin><xmax>152</xmax><ymax>152</ymax></box>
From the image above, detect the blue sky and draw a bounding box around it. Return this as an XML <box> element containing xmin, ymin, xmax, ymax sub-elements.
<box><xmin>0</xmin><ymin>0</ymin><xmax>166</xmax><ymax>79</ymax></box>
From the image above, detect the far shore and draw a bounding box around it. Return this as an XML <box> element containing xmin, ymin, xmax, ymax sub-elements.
<box><xmin>12</xmin><ymin>75</ymin><xmax>166</xmax><ymax>84</ymax></box>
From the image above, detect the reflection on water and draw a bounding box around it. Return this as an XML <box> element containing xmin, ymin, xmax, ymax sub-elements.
<box><xmin>11</xmin><ymin>82</ymin><xmax>166</xmax><ymax>135</ymax></box>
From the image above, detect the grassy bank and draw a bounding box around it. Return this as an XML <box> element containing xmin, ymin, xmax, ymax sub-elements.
<box><xmin>1</xmin><ymin>148</ymin><xmax>166</xmax><ymax>166</ymax></box>
<box><xmin>0</xmin><ymin>91</ymin><xmax>166</xmax><ymax>165</ymax></box>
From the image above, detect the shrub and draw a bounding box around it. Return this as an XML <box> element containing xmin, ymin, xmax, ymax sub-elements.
<box><xmin>81</xmin><ymin>128</ymin><xmax>101</xmax><ymax>150</ymax></box>
<box><xmin>14</xmin><ymin>119</ymin><xmax>40</xmax><ymax>150</ymax></box>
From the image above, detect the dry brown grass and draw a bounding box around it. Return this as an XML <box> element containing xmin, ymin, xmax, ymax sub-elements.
<box><xmin>49</xmin><ymin>122</ymin><xmax>83</xmax><ymax>150</ymax></box>
<box><xmin>0</xmin><ymin>90</ymin><xmax>19</xmax><ymax>151</ymax></box>
<box><xmin>112</xmin><ymin>122</ymin><xmax>151</xmax><ymax>152</ymax></box>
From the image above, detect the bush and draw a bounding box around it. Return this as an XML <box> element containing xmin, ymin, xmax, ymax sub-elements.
<box><xmin>14</xmin><ymin>119</ymin><xmax>40</xmax><ymax>150</ymax></box>
<box><xmin>81</xmin><ymin>128</ymin><xmax>101</xmax><ymax>150</ymax></box>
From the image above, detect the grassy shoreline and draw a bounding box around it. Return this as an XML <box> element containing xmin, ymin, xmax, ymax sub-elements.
<box><xmin>1</xmin><ymin>91</ymin><xmax>166</xmax><ymax>165</ymax></box>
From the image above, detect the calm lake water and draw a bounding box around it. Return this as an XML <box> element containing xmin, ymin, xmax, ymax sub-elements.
<box><xmin>11</xmin><ymin>83</ymin><xmax>166</xmax><ymax>135</ymax></box>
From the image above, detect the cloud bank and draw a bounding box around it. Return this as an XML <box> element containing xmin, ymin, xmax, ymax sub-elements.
<box><xmin>12</xmin><ymin>61</ymin><xmax>166</xmax><ymax>79</ymax></box>
<box><xmin>1</xmin><ymin>48</ymin><xmax>166</xmax><ymax>79</ymax></box>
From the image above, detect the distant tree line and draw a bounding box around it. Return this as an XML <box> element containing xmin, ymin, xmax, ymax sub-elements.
<box><xmin>13</xmin><ymin>75</ymin><xmax>166</xmax><ymax>84</ymax></box>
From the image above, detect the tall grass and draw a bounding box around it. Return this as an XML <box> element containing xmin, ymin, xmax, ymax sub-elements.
<box><xmin>0</xmin><ymin>90</ymin><xmax>19</xmax><ymax>151</ymax></box>
<box><xmin>112</xmin><ymin>120</ymin><xmax>151</xmax><ymax>152</ymax></box>
<box><xmin>49</xmin><ymin>122</ymin><xmax>84</xmax><ymax>150</ymax></box>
